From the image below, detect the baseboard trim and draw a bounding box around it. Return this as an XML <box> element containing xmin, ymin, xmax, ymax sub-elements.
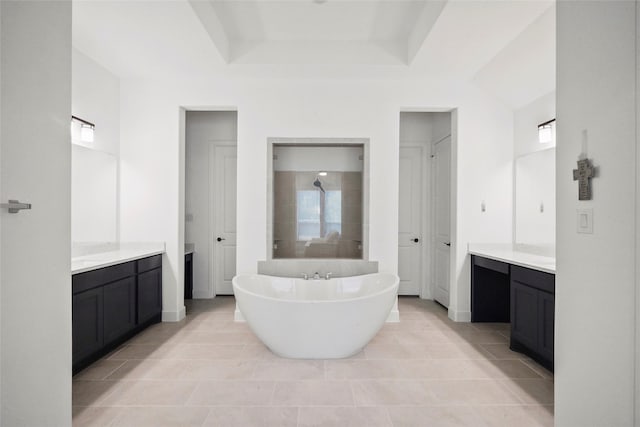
<box><xmin>162</xmin><ymin>306</ymin><xmax>186</xmax><ymax>322</ymax></box>
<box><xmin>193</xmin><ymin>290</ymin><xmax>213</xmax><ymax>299</ymax></box>
<box><xmin>449</xmin><ymin>309</ymin><xmax>471</xmax><ymax>322</ymax></box>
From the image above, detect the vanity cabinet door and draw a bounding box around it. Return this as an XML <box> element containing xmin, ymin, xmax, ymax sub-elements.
<box><xmin>72</xmin><ymin>287</ymin><xmax>104</xmax><ymax>363</ymax></box>
<box><xmin>510</xmin><ymin>281</ymin><xmax>538</xmax><ymax>350</ymax></box>
<box><xmin>510</xmin><ymin>265</ymin><xmax>555</xmax><ymax>371</ymax></box>
<box><xmin>538</xmin><ymin>290</ymin><xmax>555</xmax><ymax>362</ymax></box>
<box><xmin>103</xmin><ymin>276</ymin><xmax>136</xmax><ymax>345</ymax></box>
<box><xmin>138</xmin><ymin>268</ymin><xmax>162</xmax><ymax>324</ymax></box>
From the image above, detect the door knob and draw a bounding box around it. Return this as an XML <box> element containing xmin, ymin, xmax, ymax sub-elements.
<box><xmin>412</xmin><ymin>238</ymin><xmax>419</xmax><ymax>243</ymax></box>
<box><xmin>216</xmin><ymin>237</ymin><xmax>225</xmax><ymax>242</ymax></box>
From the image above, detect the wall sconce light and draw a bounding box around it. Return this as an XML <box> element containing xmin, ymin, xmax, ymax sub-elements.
<box><xmin>538</xmin><ymin>119</ymin><xmax>555</xmax><ymax>144</ymax></box>
<box><xmin>71</xmin><ymin>115</ymin><xmax>95</xmax><ymax>143</ymax></box>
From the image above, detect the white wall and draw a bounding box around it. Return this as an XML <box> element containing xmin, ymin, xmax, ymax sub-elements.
<box><xmin>450</xmin><ymin>98</ymin><xmax>513</xmax><ymax>320</ymax></box>
<box><xmin>119</xmin><ymin>76</ymin><xmax>513</xmax><ymax>322</ymax></box>
<box><xmin>72</xmin><ymin>48</ymin><xmax>120</xmax><ymax>243</ymax></box>
<box><xmin>273</xmin><ymin>146</ymin><xmax>363</xmax><ymax>172</ymax></box>
<box><xmin>72</xmin><ymin>48</ymin><xmax>119</xmax><ymax>155</ymax></box>
<box><xmin>556</xmin><ymin>2</ymin><xmax>636</xmax><ymax>425</ymax></box>
<box><xmin>514</xmin><ymin>91</ymin><xmax>555</xmax><ymax>158</ymax></box>
<box><xmin>1</xmin><ymin>1</ymin><xmax>71</xmax><ymax>424</ymax></box>
<box><xmin>398</xmin><ymin>112</ymin><xmax>451</xmax><ymax>143</ymax></box>
<box><xmin>0</xmin><ymin>2</ymin><xmax>3</xmax><ymax>421</ymax></box>
<box><xmin>399</xmin><ymin>112</ymin><xmax>433</xmax><ymax>142</ymax></box>
<box><xmin>431</xmin><ymin>113</ymin><xmax>452</xmax><ymax>143</ymax></box>
<box><xmin>185</xmin><ymin>111</ymin><xmax>237</xmax><ymax>298</ymax></box>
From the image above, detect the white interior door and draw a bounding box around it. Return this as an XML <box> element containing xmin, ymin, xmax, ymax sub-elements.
<box><xmin>398</xmin><ymin>146</ymin><xmax>423</xmax><ymax>295</ymax></box>
<box><xmin>433</xmin><ymin>136</ymin><xmax>451</xmax><ymax>307</ymax></box>
<box><xmin>212</xmin><ymin>145</ymin><xmax>237</xmax><ymax>295</ymax></box>
<box><xmin>1</xmin><ymin>1</ymin><xmax>72</xmax><ymax>423</ymax></box>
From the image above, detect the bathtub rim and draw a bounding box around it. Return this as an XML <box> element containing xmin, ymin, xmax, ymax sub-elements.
<box><xmin>232</xmin><ymin>272</ymin><xmax>399</xmax><ymax>304</ymax></box>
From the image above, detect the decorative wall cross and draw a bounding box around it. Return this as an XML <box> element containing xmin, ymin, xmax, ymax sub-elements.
<box><xmin>572</xmin><ymin>158</ymin><xmax>595</xmax><ymax>200</ymax></box>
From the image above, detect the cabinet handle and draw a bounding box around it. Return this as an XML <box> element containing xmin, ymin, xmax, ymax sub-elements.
<box><xmin>412</xmin><ymin>238</ymin><xmax>419</xmax><ymax>243</ymax></box>
<box><xmin>216</xmin><ymin>237</ymin><xmax>225</xmax><ymax>242</ymax></box>
<box><xmin>445</xmin><ymin>242</ymin><xmax>451</xmax><ymax>247</ymax></box>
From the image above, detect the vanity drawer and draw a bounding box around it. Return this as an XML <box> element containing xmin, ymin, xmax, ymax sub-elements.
<box><xmin>511</xmin><ymin>265</ymin><xmax>555</xmax><ymax>294</ymax></box>
<box><xmin>473</xmin><ymin>256</ymin><xmax>509</xmax><ymax>274</ymax></box>
<box><xmin>137</xmin><ymin>254</ymin><xmax>162</xmax><ymax>273</ymax></box>
<box><xmin>73</xmin><ymin>261</ymin><xmax>136</xmax><ymax>294</ymax></box>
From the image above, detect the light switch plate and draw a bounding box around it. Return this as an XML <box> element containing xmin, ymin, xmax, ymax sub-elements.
<box><xmin>577</xmin><ymin>208</ymin><xmax>593</xmax><ymax>234</ymax></box>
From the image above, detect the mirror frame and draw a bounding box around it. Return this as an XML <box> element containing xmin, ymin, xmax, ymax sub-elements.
<box><xmin>266</xmin><ymin>137</ymin><xmax>370</xmax><ymax>261</ymax></box>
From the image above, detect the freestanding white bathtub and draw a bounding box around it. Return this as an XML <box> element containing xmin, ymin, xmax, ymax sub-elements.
<box><xmin>232</xmin><ymin>273</ymin><xmax>399</xmax><ymax>359</ymax></box>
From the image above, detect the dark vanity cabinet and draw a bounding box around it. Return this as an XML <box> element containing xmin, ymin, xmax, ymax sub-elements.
<box><xmin>184</xmin><ymin>252</ymin><xmax>193</xmax><ymax>300</ymax></box>
<box><xmin>137</xmin><ymin>255</ymin><xmax>163</xmax><ymax>324</ymax></box>
<box><xmin>471</xmin><ymin>255</ymin><xmax>555</xmax><ymax>372</ymax></box>
<box><xmin>471</xmin><ymin>256</ymin><xmax>510</xmax><ymax>322</ymax></box>
<box><xmin>72</xmin><ymin>255</ymin><xmax>162</xmax><ymax>374</ymax></box>
<box><xmin>510</xmin><ymin>265</ymin><xmax>555</xmax><ymax>371</ymax></box>
<box><xmin>72</xmin><ymin>287</ymin><xmax>104</xmax><ymax>363</ymax></box>
<box><xmin>103</xmin><ymin>276</ymin><xmax>137</xmax><ymax>346</ymax></box>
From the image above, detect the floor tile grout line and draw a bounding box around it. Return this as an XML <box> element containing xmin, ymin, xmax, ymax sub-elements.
<box><xmin>181</xmin><ymin>377</ymin><xmax>202</xmax><ymax>408</ymax></box>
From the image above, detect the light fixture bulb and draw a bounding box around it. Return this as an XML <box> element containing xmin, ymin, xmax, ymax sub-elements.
<box><xmin>80</xmin><ymin>124</ymin><xmax>94</xmax><ymax>143</ymax></box>
<box><xmin>538</xmin><ymin>119</ymin><xmax>556</xmax><ymax>144</ymax></box>
<box><xmin>318</xmin><ymin>171</ymin><xmax>328</xmax><ymax>176</ymax></box>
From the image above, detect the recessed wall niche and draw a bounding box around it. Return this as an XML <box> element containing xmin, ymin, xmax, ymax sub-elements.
<box><xmin>267</xmin><ymin>139</ymin><xmax>369</xmax><ymax>260</ymax></box>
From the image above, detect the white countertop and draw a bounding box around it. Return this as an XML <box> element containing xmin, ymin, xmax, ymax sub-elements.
<box><xmin>468</xmin><ymin>243</ymin><xmax>556</xmax><ymax>274</ymax></box>
<box><xmin>72</xmin><ymin>242</ymin><xmax>165</xmax><ymax>274</ymax></box>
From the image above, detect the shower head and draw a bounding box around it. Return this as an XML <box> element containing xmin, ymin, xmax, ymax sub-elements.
<box><xmin>313</xmin><ymin>177</ymin><xmax>326</xmax><ymax>193</ymax></box>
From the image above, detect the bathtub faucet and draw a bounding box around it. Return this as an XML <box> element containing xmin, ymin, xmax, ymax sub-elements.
<box><xmin>325</xmin><ymin>272</ymin><xmax>332</xmax><ymax>280</ymax></box>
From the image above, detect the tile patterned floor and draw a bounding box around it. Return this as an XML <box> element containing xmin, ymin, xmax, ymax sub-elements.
<box><xmin>72</xmin><ymin>297</ymin><xmax>553</xmax><ymax>426</ymax></box>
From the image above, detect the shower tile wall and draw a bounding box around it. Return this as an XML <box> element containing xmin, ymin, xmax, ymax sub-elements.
<box><xmin>273</xmin><ymin>171</ymin><xmax>362</xmax><ymax>259</ymax></box>
<box><xmin>340</xmin><ymin>172</ymin><xmax>363</xmax><ymax>258</ymax></box>
<box><xmin>274</xmin><ymin>171</ymin><xmax>297</xmax><ymax>258</ymax></box>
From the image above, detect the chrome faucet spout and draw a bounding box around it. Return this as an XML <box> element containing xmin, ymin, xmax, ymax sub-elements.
<box><xmin>313</xmin><ymin>272</ymin><xmax>320</xmax><ymax>280</ymax></box>
<box><xmin>302</xmin><ymin>273</ymin><xmax>309</xmax><ymax>280</ymax></box>
<box><xmin>325</xmin><ymin>272</ymin><xmax>332</xmax><ymax>280</ymax></box>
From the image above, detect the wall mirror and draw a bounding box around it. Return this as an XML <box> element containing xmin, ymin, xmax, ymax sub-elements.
<box><xmin>72</xmin><ymin>144</ymin><xmax>118</xmax><ymax>243</ymax></box>
<box><xmin>270</xmin><ymin>142</ymin><xmax>365</xmax><ymax>259</ymax></box>
<box><xmin>514</xmin><ymin>147</ymin><xmax>556</xmax><ymax>251</ymax></box>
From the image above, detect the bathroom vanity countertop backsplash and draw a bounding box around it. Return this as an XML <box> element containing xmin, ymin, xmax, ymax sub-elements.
<box><xmin>468</xmin><ymin>243</ymin><xmax>555</xmax><ymax>274</ymax></box>
<box><xmin>71</xmin><ymin>242</ymin><xmax>166</xmax><ymax>274</ymax></box>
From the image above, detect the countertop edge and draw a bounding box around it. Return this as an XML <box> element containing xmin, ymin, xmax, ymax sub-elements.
<box><xmin>468</xmin><ymin>249</ymin><xmax>556</xmax><ymax>274</ymax></box>
<box><xmin>72</xmin><ymin>250</ymin><xmax>165</xmax><ymax>275</ymax></box>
